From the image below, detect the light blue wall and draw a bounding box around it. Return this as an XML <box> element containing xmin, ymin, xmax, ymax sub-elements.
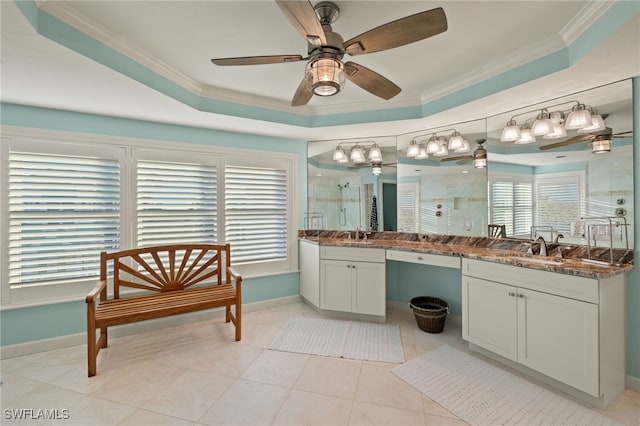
<box><xmin>0</xmin><ymin>104</ymin><xmax>307</xmax><ymax>346</ymax></box>
<box><xmin>628</xmin><ymin>77</ymin><xmax>640</xmax><ymax>379</ymax></box>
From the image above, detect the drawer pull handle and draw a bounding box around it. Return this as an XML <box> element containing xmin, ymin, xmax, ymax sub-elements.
<box><xmin>417</xmin><ymin>256</ymin><xmax>424</xmax><ymax>260</ymax></box>
<box><xmin>508</xmin><ymin>292</ymin><xmax>516</xmax><ymax>297</ymax></box>
<box><xmin>518</xmin><ymin>294</ymin><xmax>525</xmax><ymax>298</ymax></box>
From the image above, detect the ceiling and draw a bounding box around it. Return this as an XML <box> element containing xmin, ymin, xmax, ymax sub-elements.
<box><xmin>1</xmin><ymin>1</ymin><xmax>638</xmax><ymax>144</ymax></box>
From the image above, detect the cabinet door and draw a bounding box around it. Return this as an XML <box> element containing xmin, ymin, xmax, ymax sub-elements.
<box><xmin>463</xmin><ymin>276</ymin><xmax>518</xmax><ymax>361</ymax></box>
<box><xmin>299</xmin><ymin>241</ymin><xmax>320</xmax><ymax>307</ymax></box>
<box><xmin>352</xmin><ymin>261</ymin><xmax>386</xmax><ymax>316</ymax></box>
<box><xmin>320</xmin><ymin>260</ymin><xmax>352</xmax><ymax>312</ymax></box>
<box><xmin>517</xmin><ymin>288</ymin><xmax>599</xmax><ymax>396</ymax></box>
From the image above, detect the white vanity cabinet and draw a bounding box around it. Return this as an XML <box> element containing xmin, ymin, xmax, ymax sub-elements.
<box><xmin>462</xmin><ymin>258</ymin><xmax>625</xmax><ymax>407</ymax></box>
<box><xmin>299</xmin><ymin>239</ymin><xmax>320</xmax><ymax>307</ymax></box>
<box><xmin>320</xmin><ymin>246</ymin><xmax>386</xmax><ymax>316</ymax></box>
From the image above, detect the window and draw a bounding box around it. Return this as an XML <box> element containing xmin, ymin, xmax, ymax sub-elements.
<box><xmin>137</xmin><ymin>159</ymin><xmax>217</xmax><ymax>246</ymax></box>
<box><xmin>535</xmin><ymin>173</ymin><xmax>584</xmax><ymax>236</ymax></box>
<box><xmin>489</xmin><ymin>176</ymin><xmax>533</xmax><ymax>237</ymax></box>
<box><xmin>225</xmin><ymin>165</ymin><xmax>287</xmax><ymax>264</ymax></box>
<box><xmin>4</xmin><ymin>139</ymin><xmax>125</xmax><ymax>304</ymax></box>
<box><xmin>397</xmin><ymin>183</ymin><xmax>418</xmax><ymax>232</ymax></box>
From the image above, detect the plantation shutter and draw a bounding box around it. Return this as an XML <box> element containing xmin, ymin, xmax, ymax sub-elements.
<box><xmin>490</xmin><ymin>181</ymin><xmax>514</xmax><ymax>236</ymax></box>
<box><xmin>490</xmin><ymin>179</ymin><xmax>533</xmax><ymax>237</ymax></box>
<box><xmin>8</xmin><ymin>151</ymin><xmax>120</xmax><ymax>287</ymax></box>
<box><xmin>535</xmin><ymin>178</ymin><xmax>580</xmax><ymax>235</ymax></box>
<box><xmin>136</xmin><ymin>160</ymin><xmax>217</xmax><ymax>246</ymax></box>
<box><xmin>225</xmin><ymin>165</ymin><xmax>287</xmax><ymax>263</ymax></box>
<box><xmin>397</xmin><ymin>183</ymin><xmax>418</xmax><ymax>232</ymax></box>
<box><xmin>513</xmin><ymin>181</ymin><xmax>533</xmax><ymax>236</ymax></box>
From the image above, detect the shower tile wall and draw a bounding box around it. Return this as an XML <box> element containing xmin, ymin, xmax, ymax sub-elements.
<box><xmin>308</xmin><ymin>176</ymin><xmax>363</xmax><ymax>230</ymax></box>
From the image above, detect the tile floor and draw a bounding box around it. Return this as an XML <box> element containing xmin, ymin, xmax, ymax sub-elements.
<box><xmin>1</xmin><ymin>301</ymin><xmax>639</xmax><ymax>425</ymax></box>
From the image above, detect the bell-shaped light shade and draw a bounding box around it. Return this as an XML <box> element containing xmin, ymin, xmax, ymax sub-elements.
<box><xmin>368</xmin><ymin>144</ymin><xmax>383</xmax><ymax>162</ymax></box>
<box><xmin>543</xmin><ymin>123</ymin><xmax>568</xmax><ymax>139</ymax></box>
<box><xmin>371</xmin><ymin>163</ymin><xmax>382</xmax><ymax>175</ymax></box>
<box><xmin>531</xmin><ymin>111</ymin><xmax>555</xmax><ymax>136</ymax></box>
<box><xmin>591</xmin><ymin>138</ymin><xmax>612</xmax><ymax>154</ymax></box>
<box><xmin>333</xmin><ymin>146</ymin><xmax>346</xmax><ymax>162</ymax></box>
<box><xmin>500</xmin><ymin>119</ymin><xmax>521</xmax><ymax>142</ymax></box>
<box><xmin>426</xmin><ymin>135</ymin><xmax>441</xmax><ymax>154</ymax></box>
<box><xmin>578</xmin><ymin>114</ymin><xmax>606</xmax><ymax>133</ymax></box>
<box><xmin>306</xmin><ymin>57</ymin><xmax>346</xmax><ymax>96</ymax></box>
<box><xmin>473</xmin><ymin>145</ymin><xmax>487</xmax><ymax>169</ymax></box>
<box><xmin>564</xmin><ymin>104</ymin><xmax>592</xmax><ymax>130</ymax></box>
<box><xmin>415</xmin><ymin>145</ymin><xmax>428</xmax><ymax>159</ymax></box>
<box><xmin>433</xmin><ymin>137</ymin><xmax>449</xmax><ymax>157</ymax></box>
<box><xmin>406</xmin><ymin>140</ymin><xmax>420</xmax><ymax>157</ymax></box>
<box><xmin>448</xmin><ymin>131</ymin><xmax>465</xmax><ymax>150</ymax></box>
<box><xmin>515</xmin><ymin>125</ymin><xmax>536</xmax><ymax>144</ymax></box>
<box><xmin>455</xmin><ymin>138</ymin><xmax>471</xmax><ymax>153</ymax></box>
<box><xmin>350</xmin><ymin>145</ymin><xmax>366</xmax><ymax>163</ymax></box>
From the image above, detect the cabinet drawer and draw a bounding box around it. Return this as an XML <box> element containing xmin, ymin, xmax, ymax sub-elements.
<box><xmin>462</xmin><ymin>258</ymin><xmax>598</xmax><ymax>303</ymax></box>
<box><xmin>386</xmin><ymin>249</ymin><xmax>460</xmax><ymax>269</ymax></box>
<box><xmin>320</xmin><ymin>246</ymin><xmax>386</xmax><ymax>263</ymax></box>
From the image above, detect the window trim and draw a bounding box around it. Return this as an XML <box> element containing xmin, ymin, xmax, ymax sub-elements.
<box><xmin>1</xmin><ymin>125</ymin><xmax>298</xmax><ymax>309</ymax></box>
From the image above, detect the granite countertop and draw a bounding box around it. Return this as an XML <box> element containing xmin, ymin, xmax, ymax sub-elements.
<box><xmin>299</xmin><ymin>231</ymin><xmax>634</xmax><ymax>279</ymax></box>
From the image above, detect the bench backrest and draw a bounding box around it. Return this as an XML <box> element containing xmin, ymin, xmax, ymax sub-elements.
<box><xmin>100</xmin><ymin>244</ymin><xmax>231</xmax><ymax>299</ymax></box>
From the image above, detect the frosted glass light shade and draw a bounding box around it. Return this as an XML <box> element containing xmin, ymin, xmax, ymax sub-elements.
<box><xmin>406</xmin><ymin>140</ymin><xmax>420</xmax><ymax>157</ymax></box>
<box><xmin>368</xmin><ymin>144</ymin><xmax>383</xmax><ymax>162</ymax></box>
<box><xmin>515</xmin><ymin>124</ymin><xmax>536</xmax><ymax>144</ymax></box>
<box><xmin>333</xmin><ymin>146</ymin><xmax>346</xmax><ymax>162</ymax></box>
<box><xmin>543</xmin><ymin>123</ymin><xmax>568</xmax><ymax>139</ymax></box>
<box><xmin>455</xmin><ymin>138</ymin><xmax>470</xmax><ymax>153</ymax></box>
<box><xmin>448</xmin><ymin>131</ymin><xmax>465</xmax><ymax>150</ymax></box>
<box><xmin>500</xmin><ymin>120</ymin><xmax>521</xmax><ymax>142</ymax></box>
<box><xmin>306</xmin><ymin>57</ymin><xmax>345</xmax><ymax>96</ymax></box>
<box><xmin>426</xmin><ymin>135</ymin><xmax>440</xmax><ymax>154</ymax></box>
<box><xmin>415</xmin><ymin>145</ymin><xmax>428</xmax><ymax>159</ymax></box>
<box><xmin>578</xmin><ymin>114</ymin><xmax>606</xmax><ymax>133</ymax></box>
<box><xmin>433</xmin><ymin>138</ymin><xmax>448</xmax><ymax>157</ymax></box>
<box><xmin>350</xmin><ymin>145</ymin><xmax>366</xmax><ymax>163</ymax></box>
<box><xmin>591</xmin><ymin>139</ymin><xmax>612</xmax><ymax>153</ymax></box>
<box><xmin>372</xmin><ymin>164</ymin><xmax>382</xmax><ymax>175</ymax></box>
<box><xmin>564</xmin><ymin>104</ymin><xmax>592</xmax><ymax>130</ymax></box>
<box><xmin>531</xmin><ymin>111</ymin><xmax>554</xmax><ymax>136</ymax></box>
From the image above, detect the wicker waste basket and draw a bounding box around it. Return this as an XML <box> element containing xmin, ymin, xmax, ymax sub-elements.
<box><xmin>409</xmin><ymin>296</ymin><xmax>449</xmax><ymax>333</ymax></box>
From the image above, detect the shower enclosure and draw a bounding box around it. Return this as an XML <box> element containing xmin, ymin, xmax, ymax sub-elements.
<box><xmin>307</xmin><ymin>177</ymin><xmax>363</xmax><ymax>230</ymax></box>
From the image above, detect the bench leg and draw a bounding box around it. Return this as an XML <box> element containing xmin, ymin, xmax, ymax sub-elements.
<box><xmin>225</xmin><ymin>305</ymin><xmax>231</xmax><ymax>323</ymax></box>
<box><xmin>235</xmin><ymin>302</ymin><xmax>241</xmax><ymax>341</ymax></box>
<box><xmin>101</xmin><ymin>327</ymin><xmax>108</xmax><ymax>348</ymax></box>
<box><xmin>87</xmin><ymin>326</ymin><xmax>97</xmax><ymax>377</ymax></box>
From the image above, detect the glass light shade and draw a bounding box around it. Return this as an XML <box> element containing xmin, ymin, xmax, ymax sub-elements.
<box><xmin>549</xmin><ymin>111</ymin><xmax>565</xmax><ymax>124</ymax></box>
<box><xmin>337</xmin><ymin>155</ymin><xmax>348</xmax><ymax>164</ymax></box>
<box><xmin>371</xmin><ymin>164</ymin><xmax>382</xmax><ymax>175</ymax></box>
<box><xmin>368</xmin><ymin>144</ymin><xmax>383</xmax><ymax>162</ymax></box>
<box><xmin>564</xmin><ymin>104</ymin><xmax>592</xmax><ymax>130</ymax></box>
<box><xmin>473</xmin><ymin>145</ymin><xmax>487</xmax><ymax>168</ymax></box>
<box><xmin>455</xmin><ymin>138</ymin><xmax>470</xmax><ymax>153</ymax></box>
<box><xmin>531</xmin><ymin>111</ymin><xmax>554</xmax><ymax>136</ymax></box>
<box><xmin>591</xmin><ymin>138</ymin><xmax>612</xmax><ymax>154</ymax></box>
<box><xmin>306</xmin><ymin>57</ymin><xmax>345</xmax><ymax>96</ymax></box>
<box><xmin>426</xmin><ymin>135</ymin><xmax>440</xmax><ymax>154</ymax></box>
<box><xmin>578</xmin><ymin>114</ymin><xmax>606</xmax><ymax>133</ymax></box>
<box><xmin>433</xmin><ymin>137</ymin><xmax>448</xmax><ymax>157</ymax></box>
<box><xmin>406</xmin><ymin>140</ymin><xmax>420</xmax><ymax>157</ymax></box>
<box><xmin>543</xmin><ymin>123</ymin><xmax>568</xmax><ymax>139</ymax></box>
<box><xmin>415</xmin><ymin>145</ymin><xmax>428</xmax><ymax>159</ymax></box>
<box><xmin>350</xmin><ymin>145</ymin><xmax>365</xmax><ymax>163</ymax></box>
<box><xmin>500</xmin><ymin>119</ymin><xmax>521</xmax><ymax>142</ymax></box>
<box><xmin>448</xmin><ymin>131</ymin><xmax>465</xmax><ymax>150</ymax></box>
<box><xmin>515</xmin><ymin>125</ymin><xmax>536</xmax><ymax>144</ymax></box>
<box><xmin>333</xmin><ymin>146</ymin><xmax>346</xmax><ymax>162</ymax></box>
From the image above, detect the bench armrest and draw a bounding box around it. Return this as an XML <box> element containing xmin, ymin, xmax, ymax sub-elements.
<box><xmin>227</xmin><ymin>266</ymin><xmax>242</xmax><ymax>286</ymax></box>
<box><xmin>86</xmin><ymin>280</ymin><xmax>107</xmax><ymax>304</ymax></box>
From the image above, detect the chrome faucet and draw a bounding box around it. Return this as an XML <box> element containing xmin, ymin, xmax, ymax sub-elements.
<box><xmin>553</xmin><ymin>233</ymin><xmax>564</xmax><ymax>243</ymax></box>
<box><xmin>338</xmin><ymin>230</ymin><xmax>351</xmax><ymax>240</ymax></box>
<box><xmin>536</xmin><ymin>236</ymin><xmax>548</xmax><ymax>256</ymax></box>
<box><xmin>354</xmin><ymin>226</ymin><xmax>362</xmax><ymax>241</ymax></box>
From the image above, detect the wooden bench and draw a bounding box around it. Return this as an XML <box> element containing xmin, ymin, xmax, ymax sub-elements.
<box><xmin>86</xmin><ymin>243</ymin><xmax>242</xmax><ymax>376</ymax></box>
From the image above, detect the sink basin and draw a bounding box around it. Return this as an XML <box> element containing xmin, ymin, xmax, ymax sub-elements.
<box><xmin>507</xmin><ymin>256</ymin><xmax>563</xmax><ymax>266</ymax></box>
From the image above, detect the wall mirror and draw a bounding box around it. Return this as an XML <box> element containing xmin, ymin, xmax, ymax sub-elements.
<box><xmin>485</xmin><ymin>79</ymin><xmax>634</xmax><ymax>248</ymax></box>
<box><xmin>307</xmin><ymin>136</ymin><xmax>397</xmax><ymax>231</ymax></box>
<box><xmin>396</xmin><ymin>119</ymin><xmax>489</xmax><ymax>236</ymax></box>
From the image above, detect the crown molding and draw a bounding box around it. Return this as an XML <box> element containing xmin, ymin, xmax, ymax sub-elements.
<box><xmin>560</xmin><ymin>1</ymin><xmax>616</xmax><ymax>45</ymax></box>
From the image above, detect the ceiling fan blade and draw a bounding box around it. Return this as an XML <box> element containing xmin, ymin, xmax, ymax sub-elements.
<box><xmin>440</xmin><ymin>155</ymin><xmax>472</xmax><ymax>162</ymax></box>
<box><xmin>344</xmin><ymin>62</ymin><xmax>401</xmax><ymax>100</ymax></box>
<box><xmin>539</xmin><ymin>134</ymin><xmax>593</xmax><ymax>151</ymax></box>
<box><xmin>275</xmin><ymin>0</ymin><xmax>327</xmax><ymax>48</ymax></box>
<box><xmin>291</xmin><ymin>76</ymin><xmax>313</xmax><ymax>106</ymax></box>
<box><xmin>211</xmin><ymin>55</ymin><xmax>303</xmax><ymax>66</ymax></box>
<box><xmin>344</xmin><ymin>7</ymin><xmax>447</xmax><ymax>56</ymax></box>
<box><xmin>612</xmin><ymin>130</ymin><xmax>633</xmax><ymax>138</ymax></box>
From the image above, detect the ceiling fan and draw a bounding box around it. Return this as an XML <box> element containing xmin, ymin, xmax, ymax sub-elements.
<box><xmin>211</xmin><ymin>1</ymin><xmax>447</xmax><ymax>106</ymax></box>
<box><xmin>539</xmin><ymin>128</ymin><xmax>633</xmax><ymax>151</ymax></box>
<box><xmin>439</xmin><ymin>139</ymin><xmax>486</xmax><ymax>165</ymax></box>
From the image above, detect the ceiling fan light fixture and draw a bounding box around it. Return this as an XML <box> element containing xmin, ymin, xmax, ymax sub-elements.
<box><xmin>350</xmin><ymin>144</ymin><xmax>366</xmax><ymax>163</ymax></box>
<box><xmin>578</xmin><ymin>113</ymin><xmax>606</xmax><ymax>133</ymax></box>
<box><xmin>448</xmin><ymin>131</ymin><xmax>465</xmax><ymax>150</ymax></box>
<box><xmin>307</xmin><ymin>57</ymin><xmax>345</xmax><ymax>97</ymax></box>
<box><xmin>531</xmin><ymin>110</ymin><xmax>554</xmax><ymax>136</ymax></box>
<box><xmin>564</xmin><ymin>103</ymin><xmax>593</xmax><ymax>130</ymax></box>
<box><xmin>500</xmin><ymin>119</ymin><xmax>521</xmax><ymax>142</ymax></box>
<box><xmin>543</xmin><ymin>122</ymin><xmax>568</xmax><ymax>139</ymax></box>
<box><xmin>473</xmin><ymin>144</ymin><xmax>487</xmax><ymax>169</ymax></box>
<box><xmin>406</xmin><ymin>140</ymin><xmax>420</xmax><ymax>157</ymax></box>
<box><xmin>371</xmin><ymin>163</ymin><xmax>383</xmax><ymax>176</ymax></box>
<box><xmin>591</xmin><ymin>138</ymin><xmax>612</xmax><ymax>154</ymax></box>
<box><xmin>368</xmin><ymin>143</ymin><xmax>383</xmax><ymax>162</ymax></box>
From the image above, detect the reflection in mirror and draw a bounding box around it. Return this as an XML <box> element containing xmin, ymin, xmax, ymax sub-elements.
<box><xmin>396</xmin><ymin>119</ymin><xmax>488</xmax><ymax>236</ymax></box>
<box><xmin>307</xmin><ymin>136</ymin><xmax>397</xmax><ymax>231</ymax></box>
<box><xmin>486</xmin><ymin>79</ymin><xmax>633</xmax><ymax>248</ymax></box>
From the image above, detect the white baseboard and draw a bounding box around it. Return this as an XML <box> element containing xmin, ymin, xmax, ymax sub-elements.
<box><xmin>627</xmin><ymin>373</ymin><xmax>640</xmax><ymax>392</ymax></box>
<box><xmin>0</xmin><ymin>295</ymin><xmax>301</xmax><ymax>360</ymax></box>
